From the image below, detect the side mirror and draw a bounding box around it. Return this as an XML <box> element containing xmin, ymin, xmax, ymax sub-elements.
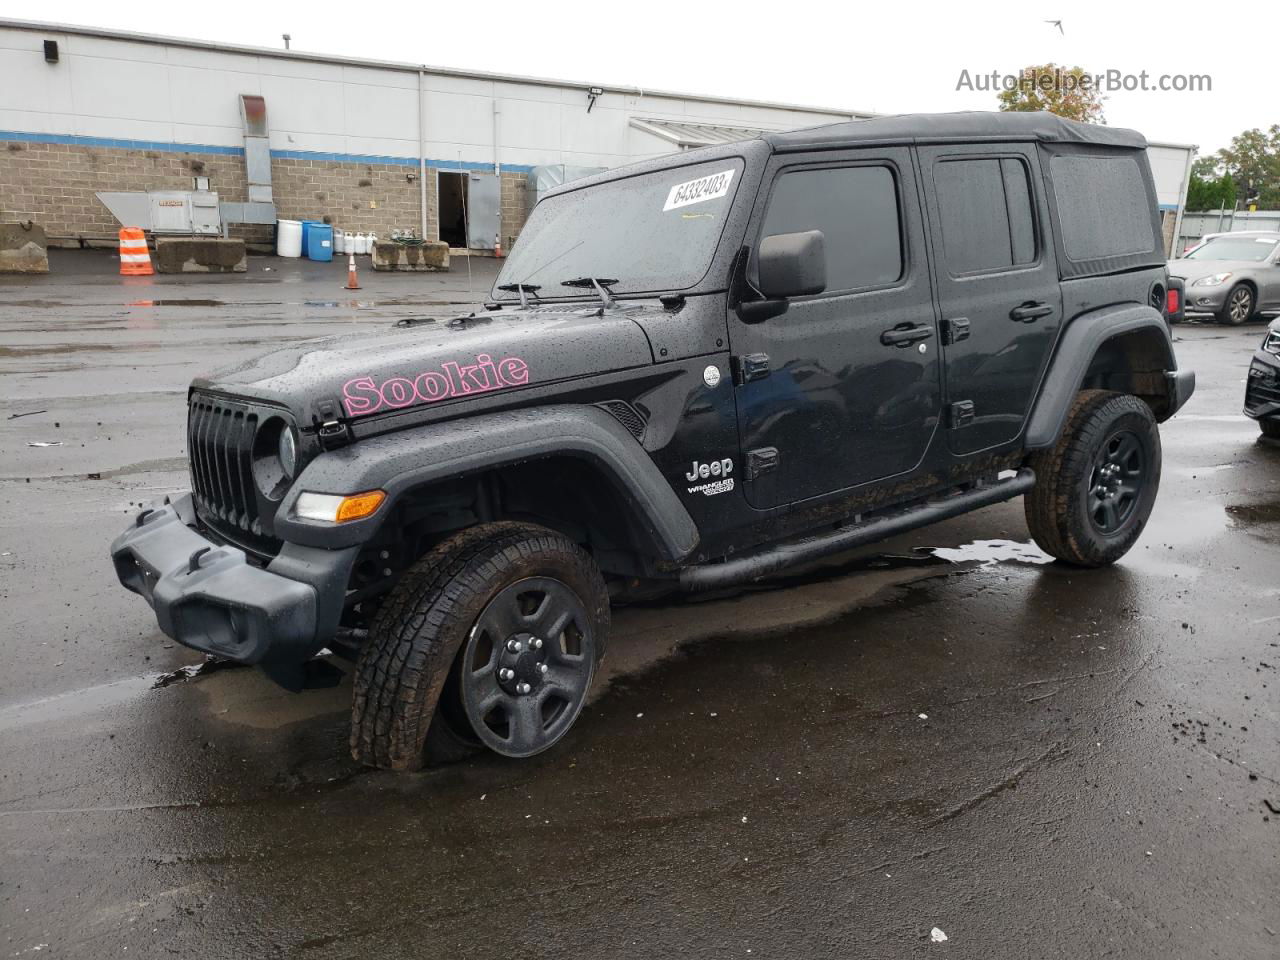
<box><xmin>758</xmin><ymin>230</ymin><xmax>827</xmax><ymax>299</ymax></box>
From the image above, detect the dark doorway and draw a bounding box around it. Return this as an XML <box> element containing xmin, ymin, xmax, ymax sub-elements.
<box><xmin>438</xmin><ymin>171</ymin><xmax>469</xmax><ymax>248</ymax></box>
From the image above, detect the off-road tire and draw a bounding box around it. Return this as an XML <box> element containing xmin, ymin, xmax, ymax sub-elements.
<box><xmin>1025</xmin><ymin>390</ymin><xmax>1161</xmax><ymax>568</ymax></box>
<box><xmin>1218</xmin><ymin>283</ymin><xmax>1255</xmax><ymax>325</ymax></box>
<box><xmin>350</xmin><ymin>522</ymin><xmax>610</xmax><ymax>771</ymax></box>
<box><xmin>1259</xmin><ymin>419</ymin><xmax>1280</xmax><ymax>440</ymax></box>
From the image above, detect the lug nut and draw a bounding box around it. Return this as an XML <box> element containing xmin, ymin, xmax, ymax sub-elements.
<box><xmin>499</xmin><ymin>668</ymin><xmax>514</xmax><ymax>680</ymax></box>
<box><xmin>531</xmin><ymin>638</ymin><xmax>543</xmax><ymax>649</ymax></box>
<box><xmin>539</xmin><ymin>663</ymin><xmax>548</xmax><ymax>675</ymax></box>
<box><xmin>516</xmin><ymin>681</ymin><xmax>531</xmax><ymax>695</ymax></box>
<box><xmin>507</xmin><ymin>639</ymin><xmax>523</xmax><ymax>653</ymax></box>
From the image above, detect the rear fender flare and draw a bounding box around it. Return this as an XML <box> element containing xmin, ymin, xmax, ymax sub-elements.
<box><xmin>1025</xmin><ymin>303</ymin><xmax>1192</xmax><ymax>449</ymax></box>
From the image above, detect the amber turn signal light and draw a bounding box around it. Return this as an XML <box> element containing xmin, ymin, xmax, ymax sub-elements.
<box><xmin>294</xmin><ymin>490</ymin><xmax>386</xmax><ymax>523</ymax></box>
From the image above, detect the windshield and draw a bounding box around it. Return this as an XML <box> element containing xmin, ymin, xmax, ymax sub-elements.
<box><xmin>1185</xmin><ymin>236</ymin><xmax>1280</xmax><ymax>261</ymax></box>
<box><xmin>493</xmin><ymin>157</ymin><xmax>745</xmax><ymax>300</ymax></box>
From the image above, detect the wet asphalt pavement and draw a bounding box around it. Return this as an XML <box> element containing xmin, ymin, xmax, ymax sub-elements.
<box><xmin>1</xmin><ymin>251</ymin><xmax>1277</xmax><ymax>958</ymax></box>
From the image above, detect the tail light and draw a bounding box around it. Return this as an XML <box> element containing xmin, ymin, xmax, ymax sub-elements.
<box><xmin>1166</xmin><ymin>287</ymin><xmax>1180</xmax><ymax>315</ymax></box>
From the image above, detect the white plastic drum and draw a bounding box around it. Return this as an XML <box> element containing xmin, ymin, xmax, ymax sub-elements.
<box><xmin>276</xmin><ymin>219</ymin><xmax>303</xmax><ymax>258</ymax></box>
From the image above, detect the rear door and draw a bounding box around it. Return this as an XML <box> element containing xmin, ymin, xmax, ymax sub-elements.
<box><xmin>918</xmin><ymin>145</ymin><xmax>1061</xmax><ymax>455</ymax></box>
<box><xmin>731</xmin><ymin>148</ymin><xmax>941</xmax><ymax>507</ymax></box>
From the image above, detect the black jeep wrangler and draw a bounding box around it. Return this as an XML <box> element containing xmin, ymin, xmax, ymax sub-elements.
<box><xmin>111</xmin><ymin>112</ymin><xmax>1193</xmax><ymax>769</ymax></box>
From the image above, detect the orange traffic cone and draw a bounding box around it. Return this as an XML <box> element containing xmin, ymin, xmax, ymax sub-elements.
<box><xmin>494</xmin><ymin>233</ymin><xmax>503</xmax><ymax>258</ymax></box>
<box><xmin>118</xmin><ymin>227</ymin><xmax>153</xmax><ymax>276</ymax></box>
<box><xmin>344</xmin><ymin>252</ymin><xmax>361</xmax><ymax>290</ymax></box>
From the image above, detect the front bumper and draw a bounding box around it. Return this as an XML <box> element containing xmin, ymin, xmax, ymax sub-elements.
<box><xmin>1245</xmin><ymin>351</ymin><xmax>1280</xmax><ymax>422</ymax></box>
<box><xmin>110</xmin><ymin>493</ymin><xmax>358</xmax><ymax>665</ymax></box>
<box><xmin>1180</xmin><ymin>283</ymin><xmax>1229</xmax><ymax>317</ymax></box>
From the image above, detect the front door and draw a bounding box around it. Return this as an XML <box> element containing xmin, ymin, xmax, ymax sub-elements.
<box><xmin>732</xmin><ymin>148</ymin><xmax>941</xmax><ymax>508</ymax></box>
<box><xmin>917</xmin><ymin>145</ymin><xmax>1062</xmax><ymax>455</ymax></box>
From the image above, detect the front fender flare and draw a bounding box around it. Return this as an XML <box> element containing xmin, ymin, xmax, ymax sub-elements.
<box><xmin>273</xmin><ymin>405</ymin><xmax>700</xmax><ymax>562</ymax></box>
<box><xmin>1025</xmin><ymin>304</ymin><xmax>1193</xmax><ymax>450</ymax></box>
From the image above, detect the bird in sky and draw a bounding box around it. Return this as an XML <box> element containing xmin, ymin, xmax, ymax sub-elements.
<box><xmin>1045</xmin><ymin>19</ymin><xmax>1064</xmax><ymax>34</ymax></box>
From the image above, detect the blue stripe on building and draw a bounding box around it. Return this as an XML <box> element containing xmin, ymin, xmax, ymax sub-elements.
<box><xmin>0</xmin><ymin>130</ymin><xmax>533</xmax><ymax>173</ymax></box>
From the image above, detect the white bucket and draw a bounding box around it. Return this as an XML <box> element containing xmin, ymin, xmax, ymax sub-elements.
<box><xmin>276</xmin><ymin>219</ymin><xmax>303</xmax><ymax>258</ymax></box>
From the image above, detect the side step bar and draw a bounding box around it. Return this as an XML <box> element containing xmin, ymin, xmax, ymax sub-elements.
<box><xmin>679</xmin><ymin>468</ymin><xmax>1036</xmax><ymax>593</ymax></box>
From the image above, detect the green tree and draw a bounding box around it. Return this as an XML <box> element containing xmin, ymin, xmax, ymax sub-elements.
<box><xmin>1185</xmin><ymin>172</ymin><xmax>1237</xmax><ymax>211</ymax></box>
<box><xmin>1216</xmin><ymin>125</ymin><xmax>1280</xmax><ymax>207</ymax></box>
<box><xmin>996</xmin><ymin>64</ymin><xmax>1106</xmax><ymax>123</ymax></box>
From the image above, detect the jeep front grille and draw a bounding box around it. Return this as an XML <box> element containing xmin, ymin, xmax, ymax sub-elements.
<box><xmin>188</xmin><ymin>394</ymin><xmax>264</xmax><ymax>539</ymax></box>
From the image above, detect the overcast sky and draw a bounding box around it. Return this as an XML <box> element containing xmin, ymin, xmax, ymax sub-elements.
<box><xmin>31</xmin><ymin>1</ymin><xmax>1272</xmax><ymax>155</ymax></box>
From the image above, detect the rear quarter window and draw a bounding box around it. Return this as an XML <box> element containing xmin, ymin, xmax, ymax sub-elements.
<box><xmin>1050</xmin><ymin>154</ymin><xmax>1156</xmax><ymax>261</ymax></box>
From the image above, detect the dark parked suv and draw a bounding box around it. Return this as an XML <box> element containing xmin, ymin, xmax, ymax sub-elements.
<box><xmin>111</xmin><ymin>112</ymin><xmax>1194</xmax><ymax>769</ymax></box>
<box><xmin>1245</xmin><ymin>318</ymin><xmax>1280</xmax><ymax>437</ymax></box>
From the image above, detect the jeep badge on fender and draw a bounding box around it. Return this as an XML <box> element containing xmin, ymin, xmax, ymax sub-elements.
<box><xmin>110</xmin><ymin>112</ymin><xmax>1193</xmax><ymax>770</ymax></box>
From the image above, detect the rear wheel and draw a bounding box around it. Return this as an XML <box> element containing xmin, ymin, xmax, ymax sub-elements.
<box><xmin>1218</xmin><ymin>283</ymin><xmax>1255</xmax><ymax>325</ymax></box>
<box><xmin>350</xmin><ymin>522</ymin><xmax>609</xmax><ymax>770</ymax></box>
<box><xmin>1025</xmin><ymin>390</ymin><xmax>1161</xmax><ymax>567</ymax></box>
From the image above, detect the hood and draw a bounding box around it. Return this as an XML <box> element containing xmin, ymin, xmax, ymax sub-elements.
<box><xmin>1167</xmin><ymin>258</ymin><xmax>1261</xmax><ymax>282</ymax></box>
<box><xmin>195</xmin><ymin>305</ymin><xmax>656</xmax><ymax>426</ymax></box>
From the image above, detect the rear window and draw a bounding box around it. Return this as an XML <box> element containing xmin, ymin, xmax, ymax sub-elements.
<box><xmin>1050</xmin><ymin>155</ymin><xmax>1156</xmax><ymax>261</ymax></box>
<box><xmin>933</xmin><ymin>157</ymin><xmax>1037</xmax><ymax>275</ymax></box>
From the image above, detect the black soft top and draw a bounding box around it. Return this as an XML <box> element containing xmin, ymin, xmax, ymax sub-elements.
<box><xmin>766</xmin><ymin>111</ymin><xmax>1147</xmax><ymax>152</ymax></box>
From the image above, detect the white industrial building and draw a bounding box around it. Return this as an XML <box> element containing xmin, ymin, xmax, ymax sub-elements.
<box><xmin>0</xmin><ymin>18</ymin><xmax>1193</xmax><ymax>253</ymax></box>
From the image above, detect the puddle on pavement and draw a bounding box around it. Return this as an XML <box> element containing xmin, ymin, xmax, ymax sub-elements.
<box><xmin>1142</xmin><ymin>497</ymin><xmax>1229</xmax><ymax>547</ymax></box>
<box><xmin>1172</xmin><ymin>462</ymin><xmax>1237</xmax><ymax>478</ymax></box>
<box><xmin>0</xmin><ymin>674</ymin><xmax>158</xmax><ymax>733</ymax></box>
<box><xmin>1226</xmin><ymin>500</ymin><xmax>1280</xmax><ymax>527</ymax></box>
<box><xmin>153</xmin><ymin>655</ymin><xmax>244</xmax><ymax>688</ymax></box>
<box><xmin>927</xmin><ymin>538</ymin><xmax>1053</xmax><ymax>566</ymax></box>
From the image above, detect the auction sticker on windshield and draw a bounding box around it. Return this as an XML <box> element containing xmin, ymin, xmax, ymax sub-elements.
<box><xmin>663</xmin><ymin>169</ymin><xmax>736</xmax><ymax>212</ymax></box>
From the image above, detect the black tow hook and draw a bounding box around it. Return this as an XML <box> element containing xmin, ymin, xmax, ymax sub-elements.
<box><xmin>188</xmin><ymin>546</ymin><xmax>212</xmax><ymax>574</ymax></box>
<box><xmin>135</xmin><ymin>507</ymin><xmax>156</xmax><ymax>527</ymax></box>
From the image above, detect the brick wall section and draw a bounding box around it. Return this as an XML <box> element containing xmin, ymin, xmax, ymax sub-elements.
<box><xmin>0</xmin><ymin>139</ymin><xmax>531</xmax><ymax>252</ymax></box>
<box><xmin>500</xmin><ymin>171</ymin><xmax>529</xmax><ymax>252</ymax></box>
<box><xmin>0</xmin><ymin>141</ymin><xmax>252</xmax><ymax>244</ymax></box>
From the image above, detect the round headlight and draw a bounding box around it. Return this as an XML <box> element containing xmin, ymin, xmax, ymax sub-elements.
<box><xmin>278</xmin><ymin>426</ymin><xmax>297</xmax><ymax>478</ymax></box>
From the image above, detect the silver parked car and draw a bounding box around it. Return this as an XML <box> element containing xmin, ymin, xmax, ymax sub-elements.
<box><xmin>1167</xmin><ymin>231</ymin><xmax>1280</xmax><ymax>324</ymax></box>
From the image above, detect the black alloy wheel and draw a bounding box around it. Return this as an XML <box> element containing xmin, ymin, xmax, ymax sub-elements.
<box><xmin>1086</xmin><ymin>429</ymin><xmax>1146</xmax><ymax>534</ymax></box>
<box><xmin>459</xmin><ymin>577</ymin><xmax>598</xmax><ymax>758</ymax></box>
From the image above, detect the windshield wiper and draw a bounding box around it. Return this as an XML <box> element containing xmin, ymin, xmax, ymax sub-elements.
<box><xmin>496</xmin><ymin>282</ymin><xmax>541</xmax><ymax>309</ymax></box>
<box><xmin>561</xmin><ymin>276</ymin><xmax>619</xmax><ymax>309</ymax></box>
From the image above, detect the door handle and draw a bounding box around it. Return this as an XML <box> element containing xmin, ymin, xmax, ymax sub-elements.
<box><xmin>1010</xmin><ymin>301</ymin><xmax>1053</xmax><ymax>322</ymax></box>
<box><xmin>880</xmin><ymin>323</ymin><xmax>935</xmax><ymax>347</ymax></box>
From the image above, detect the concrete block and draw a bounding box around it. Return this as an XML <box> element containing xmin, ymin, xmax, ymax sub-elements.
<box><xmin>372</xmin><ymin>240</ymin><xmax>449</xmax><ymax>272</ymax></box>
<box><xmin>154</xmin><ymin>237</ymin><xmax>247</xmax><ymax>274</ymax></box>
<box><xmin>0</xmin><ymin>222</ymin><xmax>49</xmax><ymax>273</ymax></box>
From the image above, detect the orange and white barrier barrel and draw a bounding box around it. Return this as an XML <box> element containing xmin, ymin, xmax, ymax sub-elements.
<box><xmin>118</xmin><ymin>227</ymin><xmax>153</xmax><ymax>276</ymax></box>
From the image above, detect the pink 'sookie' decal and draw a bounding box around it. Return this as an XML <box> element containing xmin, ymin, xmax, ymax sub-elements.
<box><xmin>342</xmin><ymin>353</ymin><xmax>530</xmax><ymax>417</ymax></box>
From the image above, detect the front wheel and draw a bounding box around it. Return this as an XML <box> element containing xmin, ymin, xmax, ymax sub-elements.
<box><xmin>1218</xmin><ymin>283</ymin><xmax>1255</xmax><ymax>325</ymax></box>
<box><xmin>350</xmin><ymin>522</ymin><xmax>610</xmax><ymax>770</ymax></box>
<box><xmin>1260</xmin><ymin>419</ymin><xmax>1280</xmax><ymax>440</ymax></box>
<box><xmin>1025</xmin><ymin>390</ymin><xmax>1161</xmax><ymax>567</ymax></box>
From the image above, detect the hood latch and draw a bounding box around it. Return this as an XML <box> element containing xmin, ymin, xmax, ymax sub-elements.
<box><xmin>312</xmin><ymin>398</ymin><xmax>351</xmax><ymax>450</ymax></box>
